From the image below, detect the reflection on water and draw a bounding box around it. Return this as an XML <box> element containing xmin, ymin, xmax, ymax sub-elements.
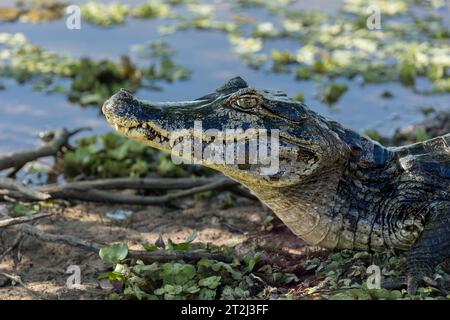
<box><xmin>0</xmin><ymin>0</ymin><xmax>449</xmax><ymax>153</ymax></box>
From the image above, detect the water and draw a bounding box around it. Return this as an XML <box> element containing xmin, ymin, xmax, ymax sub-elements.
<box><xmin>0</xmin><ymin>0</ymin><xmax>449</xmax><ymax>153</ymax></box>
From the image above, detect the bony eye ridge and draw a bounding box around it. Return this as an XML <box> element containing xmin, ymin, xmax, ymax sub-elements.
<box><xmin>235</xmin><ymin>96</ymin><xmax>258</xmax><ymax>109</ymax></box>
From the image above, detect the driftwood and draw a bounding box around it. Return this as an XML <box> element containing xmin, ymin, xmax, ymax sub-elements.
<box><xmin>0</xmin><ymin>177</ymin><xmax>50</xmax><ymax>201</ymax></box>
<box><xmin>41</xmin><ymin>177</ymin><xmax>222</xmax><ymax>191</ymax></box>
<box><xmin>2</xmin><ymin>177</ymin><xmax>243</xmax><ymax>205</ymax></box>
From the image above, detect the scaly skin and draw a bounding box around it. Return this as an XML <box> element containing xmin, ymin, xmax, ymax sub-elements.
<box><xmin>102</xmin><ymin>77</ymin><xmax>450</xmax><ymax>295</ymax></box>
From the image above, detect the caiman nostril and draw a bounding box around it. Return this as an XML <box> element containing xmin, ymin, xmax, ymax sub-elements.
<box><xmin>117</xmin><ymin>88</ymin><xmax>134</xmax><ymax>100</ymax></box>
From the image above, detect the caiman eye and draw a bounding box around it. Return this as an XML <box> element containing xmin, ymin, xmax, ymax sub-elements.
<box><xmin>234</xmin><ymin>96</ymin><xmax>258</xmax><ymax>109</ymax></box>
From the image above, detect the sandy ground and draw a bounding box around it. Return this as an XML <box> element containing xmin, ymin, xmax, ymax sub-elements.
<box><xmin>0</xmin><ymin>193</ymin><xmax>323</xmax><ymax>300</ymax></box>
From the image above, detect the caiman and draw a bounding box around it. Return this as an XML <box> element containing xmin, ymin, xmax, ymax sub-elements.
<box><xmin>102</xmin><ymin>77</ymin><xmax>450</xmax><ymax>294</ymax></box>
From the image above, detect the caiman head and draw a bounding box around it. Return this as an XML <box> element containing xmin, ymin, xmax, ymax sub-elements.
<box><xmin>102</xmin><ymin>77</ymin><xmax>353</xmax><ymax>189</ymax></box>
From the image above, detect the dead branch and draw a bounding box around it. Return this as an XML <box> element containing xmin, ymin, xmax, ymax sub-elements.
<box><xmin>0</xmin><ymin>212</ymin><xmax>53</xmax><ymax>228</ymax></box>
<box><xmin>0</xmin><ymin>128</ymin><xmax>90</xmax><ymax>171</ymax></box>
<box><xmin>0</xmin><ymin>177</ymin><xmax>50</xmax><ymax>201</ymax></box>
<box><xmin>6</xmin><ymin>178</ymin><xmax>238</xmax><ymax>205</ymax></box>
<box><xmin>129</xmin><ymin>250</ymin><xmax>233</xmax><ymax>264</ymax></box>
<box><xmin>9</xmin><ymin>222</ymin><xmax>233</xmax><ymax>263</ymax></box>
<box><xmin>40</xmin><ymin>176</ymin><xmax>229</xmax><ymax>191</ymax></box>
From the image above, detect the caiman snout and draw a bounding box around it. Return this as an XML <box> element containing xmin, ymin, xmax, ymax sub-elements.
<box><xmin>102</xmin><ymin>88</ymin><xmax>135</xmax><ymax>117</ymax></box>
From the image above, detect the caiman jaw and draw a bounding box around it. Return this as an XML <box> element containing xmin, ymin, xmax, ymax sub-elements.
<box><xmin>112</xmin><ymin>121</ymin><xmax>168</xmax><ymax>141</ymax></box>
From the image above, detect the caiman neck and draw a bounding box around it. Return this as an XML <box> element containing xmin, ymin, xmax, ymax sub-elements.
<box><xmin>246</xmin><ymin>165</ymin><xmax>345</xmax><ymax>248</ymax></box>
<box><xmin>242</xmin><ymin>139</ymin><xmax>403</xmax><ymax>251</ymax></box>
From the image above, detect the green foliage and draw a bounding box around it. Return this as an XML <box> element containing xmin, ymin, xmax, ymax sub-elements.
<box><xmin>167</xmin><ymin>230</ymin><xmax>198</xmax><ymax>251</ymax></box>
<box><xmin>99</xmin><ymin>243</ymin><xmax>129</xmax><ymax>264</ymax></box>
<box><xmin>398</xmin><ymin>55</ymin><xmax>417</xmax><ymax>86</ymax></box>
<box><xmin>0</xmin><ymin>1</ymin><xmax>65</xmax><ymax>23</ymax></box>
<box><xmin>98</xmin><ymin>232</ymin><xmax>300</xmax><ymax>300</ymax></box>
<box><xmin>81</xmin><ymin>2</ymin><xmax>129</xmax><ymax>26</ymax></box>
<box><xmin>2</xmin><ymin>0</ymin><xmax>450</xmax><ymax>104</ymax></box>
<box><xmin>0</xmin><ymin>34</ymin><xmax>190</xmax><ymax>106</ymax></box>
<box><xmin>62</xmin><ymin>132</ymin><xmax>210</xmax><ymax>179</ymax></box>
<box><xmin>68</xmin><ymin>56</ymin><xmax>141</xmax><ymax>106</ymax></box>
<box><xmin>295</xmin><ymin>66</ymin><xmax>312</xmax><ymax>80</ymax></box>
<box><xmin>131</xmin><ymin>1</ymin><xmax>172</xmax><ymax>19</ymax></box>
<box><xmin>243</xmin><ymin>252</ymin><xmax>262</xmax><ymax>272</ymax></box>
<box><xmin>319</xmin><ymin>83</ymin><xmax>348</xmax><ymax>105</ymax></box>
<box><xmin>7</xmin><ymin>203</ymin><xmax>40</xmax><ymax>217</ymax></box>
<box><xmin>413</xmin><ymin>127</ymin><xmax>431</xmax><ymax>142</ymax></box>
<box><xmin>292</xmin><ymin>92</ymin><xmax>305</xmax><ymax>102</ymax></box>
<box><xmin>432</xmin><ymin>78</ymin><xmax>450</xmax><ymax>93</ymax></box>
<box><xmin>330</xmin><ymin>286</ymin><xmax>403</xmax><ymax>300</ymax></box>
<box><xmin>302</xmin><ymin>249</ymin><xmax>448</xmax><ymax>300</ymax></box>
<box><xmin>363</xmin><ymin>130</ymin><xmax>383</xmax><ymax>143</ymax></box>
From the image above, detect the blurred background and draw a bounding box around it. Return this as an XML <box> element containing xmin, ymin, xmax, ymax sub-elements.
<box><xmin>0</xmin><ymin>0</ymin><xmax>449</xmax><ymax>152</ymax></box>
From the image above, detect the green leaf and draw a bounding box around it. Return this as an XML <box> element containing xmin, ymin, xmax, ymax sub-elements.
<box><xmin>198</xmin><ymin>288</ymin><xmax>216</xmax><ymax>300</ymax></box>
<box><xmin>99</xmin><ymin>243</ymin><xmax>128</xmax><ymax>264</ymax></box>
<box><xmin>8</xmin><ymin>203</ymin><xmax>40</xmax><ymax>217</ymax></box>
<box><xmin>198</xmin><ymin>276</ymin><xmax>221</xmax><ymax>289</ymax></box>
<box><xmin>141</xmin><ymin>242</ymin><xmax>158</xmax><ymax>251</ymax></box>
<box><xmin>243</xmin><ymin>252</ymin><xmax>262</xmax><ymax>272</ymax></box>
<box><xmin>167</xmin><ymin>230</ymin><xmax>197</xmax><ymax>251</ymax></box>
<box><xmin>97</xmin><ymin>271</ymin><xmax>124</xmax><ymax>283</ymax></box>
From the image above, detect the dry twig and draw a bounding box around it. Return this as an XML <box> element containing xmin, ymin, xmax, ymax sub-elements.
<box><xmin>0</xmin><ymin>212</ymin><xmax>53</xmax><ymax>228</ymax></box>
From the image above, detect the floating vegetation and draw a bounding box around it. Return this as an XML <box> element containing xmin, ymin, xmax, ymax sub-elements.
<box><xmin>432</xmin><ymin>78</ymin><xmax>450</xmax><ymax>93</ymax></box>
<box><xmin>0</xmin><ymin>7</ymin><xmax>21</xmax><ymax>22</ymax></box>
<box><xmin>130</xmin><ymin>1</ymin><xmax>172</xmax><ymax>19</ymax></box>
<box><xmin>0</xmin><ymin>33</ymin><xmax>190</xmax><ymax>106</ymax></box>
<box><xmin>231</xmin><ymin>0</ymin><xmax>450</xmax><ymax>94</ymax></box>
<box><xmin>228</xmin><ymin>35</ymin><xmax>263</xmax><ymax>55</ymax></box>
<box><xmin>0</xmin><ymin>0</ymin><xmax>66</xmax><ymax>23</ymax></box>
<box><xmin>2</xmin><ymin>0</ymin><xmax>448</xmax><ymax>96</ymax></box>
<box><xmin>363</xmin><ymin>130</ymin><xmax>384</xmax><ymax>143</ymax></box>
<box><xmin>319</xmin><ymin>83</ymin><xmax>348</xmax><ymax>105</ymax></box>
<box><xmin>81</xmin><ymin>2</ymin><xmax>129</xmax><ymax>26</ymax></box>
<box><xmin>292</xmin><ymin>92</ymin><xmax>304</xmax><ymax>102</ymax></box>
<box><xmin>68</xmin><ymin>56</ymin><xmax>141</xmax><ymax>106</ymax></box>
<box><xmin>342</xmin><ymin>0</ymin><xmax>409</xmax><ymax>16</ymax></box>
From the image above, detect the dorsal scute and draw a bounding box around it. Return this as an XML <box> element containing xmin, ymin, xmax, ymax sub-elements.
<box><xmin>394</xmin><ymin>134</ymin><xmax>450</xmax><ymax>178</ymax></box>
